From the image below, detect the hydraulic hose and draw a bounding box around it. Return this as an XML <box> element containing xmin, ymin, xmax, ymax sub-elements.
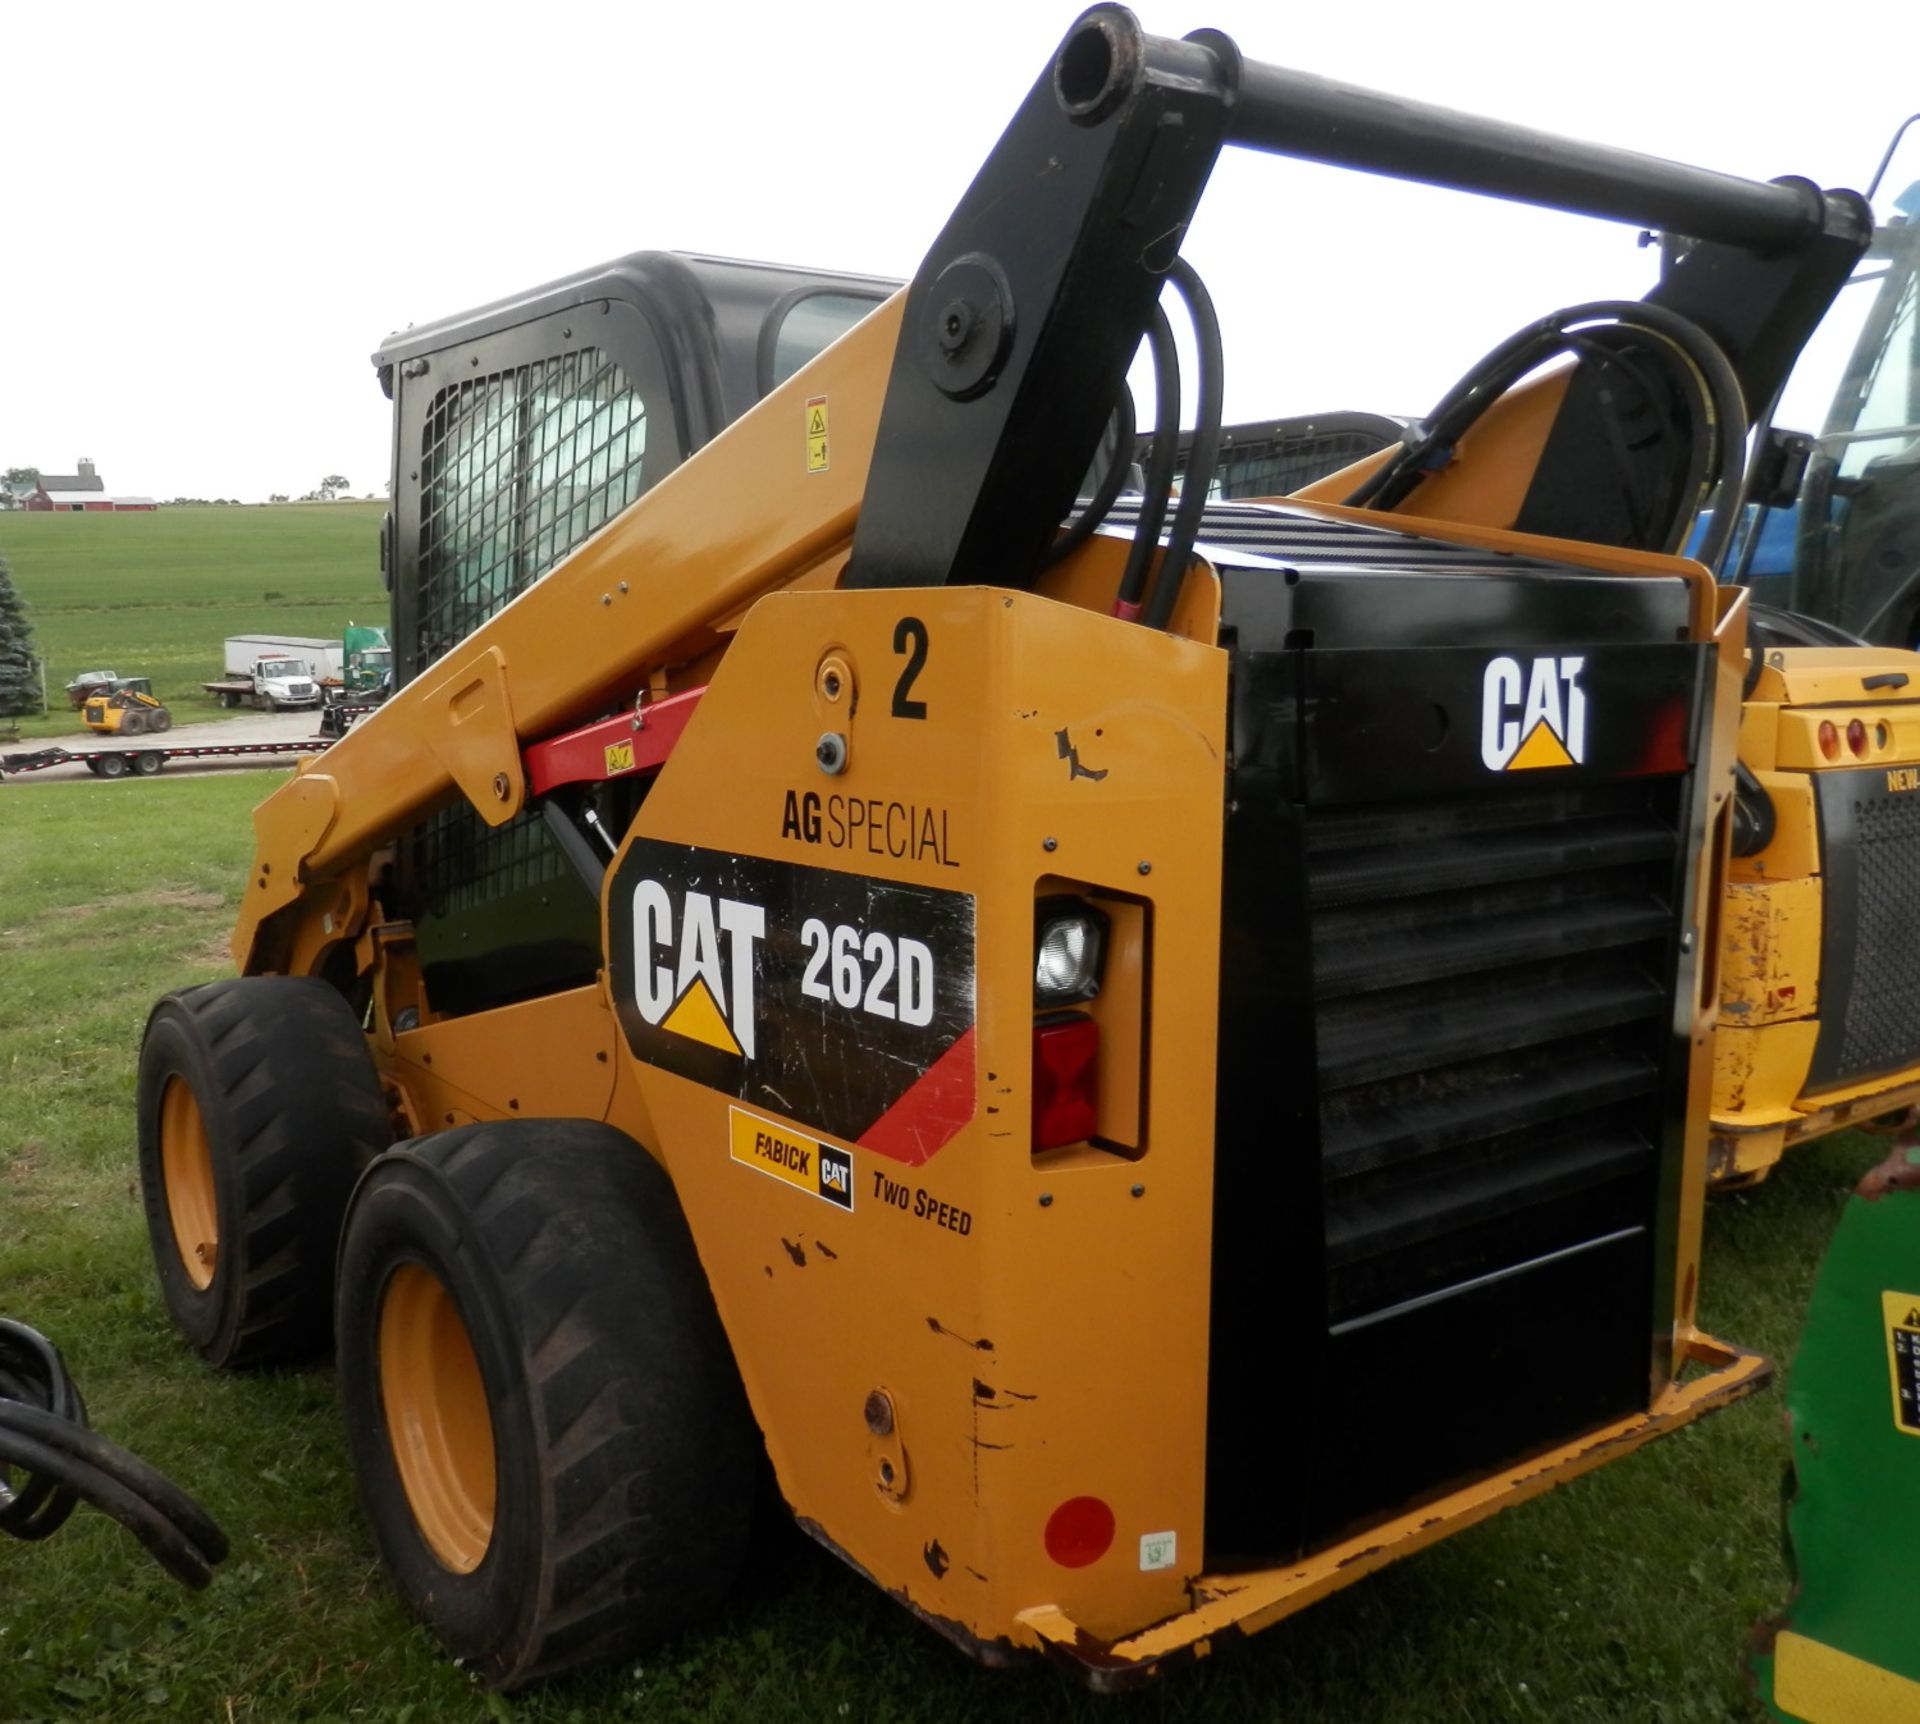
<box><xmin>1344</xmin><ymin>299</ymin><xmax>1748</xmax><ymax>568</ymax></box>
<box><xmin>0</xmin><ymin>1318</ymin><xmax>229</xmax><ymax>1589</ymax></box>
<box><xmin>1045</xmin><ymin>385</ymin><xmax>1138</xmax><ymax>567</ymax></box>
<box><xmin>1113</xmin><ymin>307</ymin><xmax>1182</xmax><ymax>620</ymax></box>
<box><xmin>1142</xmin><ymin>259</ymin><xmax>1227</xmax><ymax>632</ymax></box>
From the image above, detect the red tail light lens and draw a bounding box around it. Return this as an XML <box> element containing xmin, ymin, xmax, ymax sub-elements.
<box><xmin>1818</xmin><ymin>720</ymin><xmax>1841</xmax><ymax>760</ymax></box>
<box><xmin>1033</xmin><ymin>1015</ymin><xmax>1099</xmax><ymax>1151</ymax></box>
<box><xmin>1848</xmin><ymin>718</ymin><xmax>1869</xmax><ymax>757</ymax></box>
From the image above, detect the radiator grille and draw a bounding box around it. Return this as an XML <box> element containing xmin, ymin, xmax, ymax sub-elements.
<box><xmin>1308</xmin><ymin>781</ymin><xmax>1679</xmax><ymax>1324</ymax></box>
<box><xmin>1829</xmin><ymin>781</ymin><xmax>1920</xmax><ymax>1081</ymax></box>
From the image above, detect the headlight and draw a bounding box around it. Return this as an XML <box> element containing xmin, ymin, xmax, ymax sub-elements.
<box><xmin>1033</xmin><ymin>897</ymin><xmax>1109</xmax><ymax>1006</ymax></box>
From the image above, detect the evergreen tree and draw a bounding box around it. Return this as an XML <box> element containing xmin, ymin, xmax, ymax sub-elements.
<box><xmin>0</xmin><ymin>551</ymin><xmax>41</xmax><ymax>717</ymax></box>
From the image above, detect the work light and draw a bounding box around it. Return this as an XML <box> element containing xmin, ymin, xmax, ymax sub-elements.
<box><xmin>1033</xmin><ymin>898</ymin><xmax>1109</xmax><ymax>1006</ymax></box>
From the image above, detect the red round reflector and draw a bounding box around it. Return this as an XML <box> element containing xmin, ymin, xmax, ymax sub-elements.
<box><xmin>1044</xmin><ymin>1496</ymin><xmax>1116</xmax><ymax>1568</ymax></box>
<box><xmin>1818</xmin><ymin>720</ymin><xmax>1841</xmax><ymax>760</ymax></box>
<box><xmin>1848</xmin><ymin>718</ymin><xmax>1869</xmax><ymax>757</ymax></box>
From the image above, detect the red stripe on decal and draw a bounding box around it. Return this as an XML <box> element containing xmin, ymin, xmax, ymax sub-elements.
<box><xmin>857</xmin><ymin>1026</ymin><xmax>976</xmax><ymax>1166</ymax></box>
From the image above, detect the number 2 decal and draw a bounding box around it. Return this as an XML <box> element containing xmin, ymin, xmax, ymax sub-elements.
<box><xmin>892</xmin><ymin>616</ymin><xmax>929</xmax><ymax>719</ymax></box>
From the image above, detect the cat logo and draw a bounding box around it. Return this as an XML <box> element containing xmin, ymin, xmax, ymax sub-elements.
<box><xmin>1481</xmin><ymin>655</ymin><xmax>1588</xmax><ymax>771</ymax></box>
<box><xmin>629</xmin><ymin>880</ymin><xmax>765</xmax><ymax>1060</ymax></box>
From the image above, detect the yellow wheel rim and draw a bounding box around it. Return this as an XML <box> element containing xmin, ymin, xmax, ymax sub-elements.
<box><xmin>379</xmin><ymin>1263</ymin><xmax>497</xmax><ymax>1573</ymax></box>
<box><xmin>159</xmin><ymin>1077</ymin><xmax>218</xmax><ymax>1292</ymax></box>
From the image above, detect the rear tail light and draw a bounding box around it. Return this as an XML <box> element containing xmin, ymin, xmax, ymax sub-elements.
<box><xmin>1818</xmin><ymin>720</ymin><xmax>1841</xmax><ymax>760</ymax></box>
<box><xmin>1848</xmin><ymin>718</ymin><xmax>1869</xmax><ymax>758</ymax></box>
<box><xmin>1033</xmin><ymin>1015</ymin><xmax>1099</xmax><ymax>1150</ymax></box>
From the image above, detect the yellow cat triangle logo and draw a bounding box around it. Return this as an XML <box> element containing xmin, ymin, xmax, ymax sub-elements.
<box><xmin>1506</xmin><ymin>720</ymin><xmax>1576</xmax><ymax>771</ymax></box>
<box><xmin>661</xmin><ymin>975</ymin><xmax>744</xmax><ymax>1057</ymax></box>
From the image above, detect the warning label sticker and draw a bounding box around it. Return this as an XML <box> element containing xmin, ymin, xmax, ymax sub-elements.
<box><xmin>1882</xmin><ymin>1291</ymin><xmax>1920</xmax><ymax>1437</ymax></box>
<box><xmin>730</xmin><ymin>1106</ymin><xmax>854</xmax><ymax>1210</ymax></box>
<box><xmin>805</xmin><ymin>395</ymin><xmax>829</xmax><ymax>473</ymax></box>
<box><xmin>604</xmin><ymin>738</ymin><xmax>635</xmax><ymax>776</ymax></box>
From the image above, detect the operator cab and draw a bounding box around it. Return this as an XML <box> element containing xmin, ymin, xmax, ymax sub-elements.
<box><xmin>371</xmin><ymin>252</ymin><xmax>897</xmax><ymax>1018</ymax></box>
<box><xmin>374</xmin><ymin>252</ymin><xmax>898</xmax><ymax>690</ymax></box>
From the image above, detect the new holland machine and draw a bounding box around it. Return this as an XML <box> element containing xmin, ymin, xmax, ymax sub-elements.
<box><xmin>130</xmin><ymin>8</ymin><xmax>1920</xmax><ymax>1705</ymax></box>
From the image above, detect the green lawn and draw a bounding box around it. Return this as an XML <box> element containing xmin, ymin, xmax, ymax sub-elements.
<box><xmin>0</xmin><ymin>772</ymin><xmax>1887</xmax><ymax>1722</ymax></box>
<box><xmin>0</xmin><ymin>505</ymin><xmax>387</xmax><ymax>739</ymax></box>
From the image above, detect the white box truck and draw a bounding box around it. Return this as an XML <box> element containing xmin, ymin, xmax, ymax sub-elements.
<box><xmin>203</xmin><ymin>634</ymin><xmax>339</xmax><ymax>710</ymax></box>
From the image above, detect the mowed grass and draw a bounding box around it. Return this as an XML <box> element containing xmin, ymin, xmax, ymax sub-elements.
<box><xmin>0</xmin><ymin>772</ymin><xmax>1890</xmax><ymax>1722</ymax></box>
<box><xmin>0</xmin><ymin>505</ymin><xmax>387</xmax><ymax>739</ymax></box>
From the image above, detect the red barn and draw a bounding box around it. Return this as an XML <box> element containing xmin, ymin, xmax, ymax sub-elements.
<box><xmin>23</xmin><ymin>457</ymin><xmax>156</xmax><ymax>512</ymax></box>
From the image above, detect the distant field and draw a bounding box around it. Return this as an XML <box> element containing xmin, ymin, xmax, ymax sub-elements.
<box><xmin>0</xmin><ymin>504</ymin><xmax>387</xmax><ymax>739</ymax></box>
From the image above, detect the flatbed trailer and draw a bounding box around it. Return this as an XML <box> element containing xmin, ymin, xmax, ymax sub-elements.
<box><xmin>0</xmin><ymin>736</ymin><xmax>329</xmax><ymax>781</ymax></box>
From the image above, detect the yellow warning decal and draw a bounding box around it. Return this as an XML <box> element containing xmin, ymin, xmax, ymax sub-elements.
<box><xmin>662</xmin><ymin>976</ymin><xmax>744</xmax><ymax>1057</ymax></box>
<box><xmin>1888</xmin><ymin>767</ymin><xmax>1920</xmax><ymax>793</ymax></box>
<box><xmin>604</xmin><ymin>738</ymin><xmax>635</xmax><ymax>776</ymax></box>
<box><xmin>728</xmin><ymin>1106</ymin><xmax>854</xmax><ymax>1210</ymax></box>
<box><xmin>806</xmin><ymin>395</ymin><xmax>829</xmax><ymax>473</ymax></box>
<box><xmin>1882</xmin><ymin>1291</ymin><xmax>1920</xmax><ymax>1437</ymax></box>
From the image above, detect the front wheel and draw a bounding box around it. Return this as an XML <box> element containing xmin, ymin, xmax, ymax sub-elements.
<box><xmin>335</xmin><ymin>1121</ymin><xmax>756</xmax><ymax>1688</ymax></box>
<box><xmin>137</xmin><ymin>977</ymin><xmax>391</xmax><ymax>1366</ymax></box>
<box><xmin>95</xmin><ymin>752</ymin><xmax>129</xmax><ymax>779</ymax></box>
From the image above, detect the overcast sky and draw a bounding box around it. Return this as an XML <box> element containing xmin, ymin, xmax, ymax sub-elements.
<box><xmin>4</xmin><ymin>0</ymin><xmax>1916</xmax><ymax>503</ymax></box>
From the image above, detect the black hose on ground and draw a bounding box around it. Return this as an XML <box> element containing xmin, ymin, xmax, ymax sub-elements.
<box><xmin>0</xmin><ymin>1318</ymin><xmax>229</xmax><ymax>1589</ymax></box>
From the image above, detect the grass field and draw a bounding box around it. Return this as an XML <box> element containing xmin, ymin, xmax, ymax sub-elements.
<box><xmin>0</xmin><ymin>771</ymin><xmax>1889</xmax><ymax>1722</ymax></box>
<box><xmin>0</xmin><ymin>505</ymin><xmax>387</xmax><ymax>739</ymax></box>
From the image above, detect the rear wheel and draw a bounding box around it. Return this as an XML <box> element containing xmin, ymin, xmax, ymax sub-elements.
<box><xmin>95</xmin><ymin>752</ymin><xmax>129</xmax><ymax>779</ymax></box>
<box><xmin>134</xmin><ymin>751</ymin><xmax>164</xmax><ymax>776</ymax></box>
<box><xmin>120</xmin><ymin>709</ymin><xmax>149</xmax><ymax>736</ymax></box>
<box><xmin>218</xmin><ymin>690</ymin><xmax>238</xmax><ymax>709</ymax></box>
<box><xmin>149</xmin><ymin>709</ymin><xmax>172</xmax><ymax>734</ymax></box>
<box><xmin>336</xmin><ymin>1121</ymin><xmax>755</xmax><ymax>1688</ymax></box>
<box><xmin>137</xmin><ymin>976</ymin><xmax>391</xmax><ymax>1366</ymax></box>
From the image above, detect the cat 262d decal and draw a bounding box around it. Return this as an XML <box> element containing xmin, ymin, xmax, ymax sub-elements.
<box><xmin>607</xmin><ymin>838</ymin><xmax>976</xmax><ymax>1166</ymax></box>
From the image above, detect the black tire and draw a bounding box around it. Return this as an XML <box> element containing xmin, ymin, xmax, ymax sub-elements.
<box><xmin>95</xmin><ymin>752</ymin><xmax>129</xmax><ymax>779</ymax></box>
<box><xmin>150</xmin><ymin>709</ymin><xmax>173</xmax><ymax>734</ymax></box>
<box><xmin>137</xmin><ymin>977</ymin><xmax>391</xmax><ymax>1367</ymax></box>
<box><xmin>122</xmin><ymin>709</ymin><xmax>149</xmax><ymax>736</ymax></box>
<box><xmin>219</xmin><ymin>690</ymin><xmax>238</xmax><ymax>709</ymax></box>
<box><xmin>335</xmin><ymin>1121</ymin><xmax>756</xmax><ymax>1688</ymax></box>
<box><xmin>84</xmin><ymin>758</ymin><xmax>104</xmax><ymax>777</ymax></box>
<box><xmin>134</xmin><ymin>751</ymin><xmax>164</xmax><ymax>776</ymax></box>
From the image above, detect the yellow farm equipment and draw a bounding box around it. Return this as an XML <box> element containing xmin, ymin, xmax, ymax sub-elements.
<box><xmin>134</xmin><ymin>7</ymin><xmax>1889</xmax><ymax>1692</ymax></box>
<box><xmin>81</xmin><ymin>678</ymin><xmax>172</xmax><ymax>737</ymax></box>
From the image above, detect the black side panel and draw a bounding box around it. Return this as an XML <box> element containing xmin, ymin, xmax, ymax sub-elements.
<box><xmin>1808</xmin><ymin>767</ymin><xmax>1920</xmax><ymax>1090</ymax></box>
